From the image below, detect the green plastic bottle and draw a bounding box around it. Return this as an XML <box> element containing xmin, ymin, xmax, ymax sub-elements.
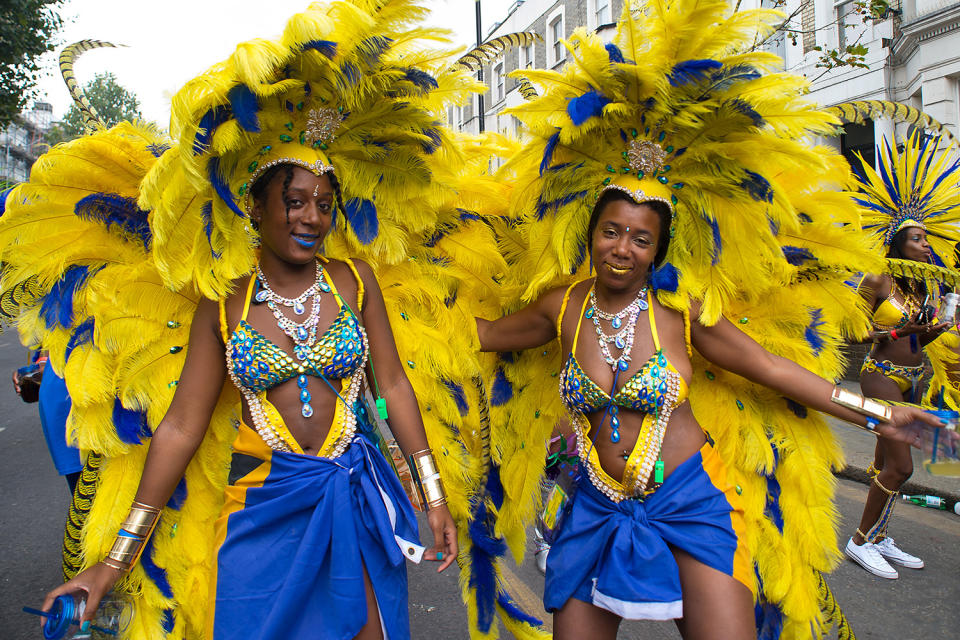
<box><xmin>901</xmin><ymin>494</ymin><xmax>948</xmax><ymax>510</ymax></box>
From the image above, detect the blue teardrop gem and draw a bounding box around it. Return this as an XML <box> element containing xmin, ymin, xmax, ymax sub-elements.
<box><xmin>611</xmin><ymin>416</ymin><xmax>620</xmax><ymax>429</ymax></box>
<box><xmin>297</xmin><ymin>374</ymin><xmax>308</xmax><ymax>388</ymax></box>
<box><xmin>294</xmin><ymin>301</ymin><xmax>305</xmax><ymax>315</ymax></box>
<box><xmin>255</xmin><ymin>290</ymin><xmax>268</xmax><ymax>302</ymax></box>
<box><xmin>297</xmin><ymin>326</ymin><xmax>308</xmax><ymax>340</ymax></box>
<box><xmin>612</xmin><ymin>316</ymin><xmax>622</xmax><ymax>329</ymax></box>
<box><xmin>585</xmin><ymin>307</ymin><xmax>594</xmax><ymax>319</ymax></box>
<box><xmin>301</xmin><ymin>403</ymin><xmax>314</xmax><ymax>418</ymax></box>
<box><xmin>618</xmin><ymin>360</ymin><xmax>629</xmax><ymax>371</ymax></box>
<box><xmin>638</xmin><ymin>297</ymin><xmax>649</xmax><ymax>311</ymax></box>
<box><xmin>615</xmin><ymin>336</ymin><xmax>625</xmax><ymax>350</ymax></box>
<box><xmin>610</xmin><ymin>429</ymin><xmax>620</xmax><ymax>443</ymax></box>
<box><xmin>300</xmin><ymin>389</ymin><xmax>311</xmax><ymax>403</ymax></box>
<box><xmin>320</xmin><ymin>281</ymin><xmax>331</xmax><ymax>292</ymax></box>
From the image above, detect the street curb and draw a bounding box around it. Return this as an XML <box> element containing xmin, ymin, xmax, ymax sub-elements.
<box><xmin>835</xmin><ymin>466</ymin><xmax>960</xmax><ymax>508</ymax></box>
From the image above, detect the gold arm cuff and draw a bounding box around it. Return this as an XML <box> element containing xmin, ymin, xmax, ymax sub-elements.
<box><xmin>121</xmin><ymin>502</ymin><xmax>161</xmax><ymax>538</ymax></box>
<box><xmin>409</xmin><ymin>449</ymin><xmax>447</xmax><ymax>510</ymax></box>
<box><xmin>101</xmin><ymin>557</ymin><xmax>128</xmax><ymax>572</ymax></box>
<box><xmin>105</xmin><ymin>534</ymin><xmax>142</xmax><ymax>569</ymax></box>
<box><xmin>831</xmin><ymin>386</ymin><xmax>893</xmax><ymax>422</ymax></box>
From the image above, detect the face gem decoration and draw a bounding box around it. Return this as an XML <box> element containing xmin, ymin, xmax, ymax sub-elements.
<box><xmin>313</xmin><ymin>184</ymin><xmax>320</xmax><ymax>197</ymax></box>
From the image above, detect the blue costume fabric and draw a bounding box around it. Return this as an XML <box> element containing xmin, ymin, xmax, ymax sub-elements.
<box><xmin>543</xmin><ymin>441</ymin><xmax>753</xmax><ymax>620</ymax></box>
<box><xmin>208</xmin><ymin>424</ymin><xmax>423</xmax><ymax>640</ymax></box>
<box><xmin>37</xmin><ymin>366</ymin><xmax>82</xmax><ymax>476</ymax></box>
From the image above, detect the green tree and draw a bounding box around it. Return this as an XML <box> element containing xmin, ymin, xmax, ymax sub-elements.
<box><xmin>0</xmin><ymin>0</ymin><xmax>66</xmax><ymax>128</ymax></box>
<box><xmin>45</xmin><ymin>71</ymin><xmax>142</xmax><ymax>145</ymax></box>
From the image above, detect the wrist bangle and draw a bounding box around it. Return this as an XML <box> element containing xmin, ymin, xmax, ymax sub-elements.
<box><xmin>890</xmin><ymin>329</ymin><xmax>899</xmax><ymax>340</ymax></box>
<box><xmin>104</xmin><ymin>501</ymin><xmax>161</xmax><ymax>572</ymax></box>
<box><xmin>830</xmin><ymin>385</ymin><xmax>893</xmax><ymax>423</ymax></box>
<box><xmin>409</xmin><ymin>449</ymin><xmax>447</xmax><ymax>510</ymax></box>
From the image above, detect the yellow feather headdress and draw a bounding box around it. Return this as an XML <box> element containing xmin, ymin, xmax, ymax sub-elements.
<box><xmin>142</xmin><ymin>0</ymin><xmax>481</xmax><ymax>298</ymax></box>
<box><xmin>853</xmin><ymin>128</ymin><xmax>960</xmax><ymax>263</ymax></box>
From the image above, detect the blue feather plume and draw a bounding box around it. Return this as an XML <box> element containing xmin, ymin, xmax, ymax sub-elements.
<box><xmin>781</xmin><ymin>246</ymin><xmax>815</xmax><ymax>266</ymax></box>
<box><xmin>166</xmin><ymin>477</ymin><xmax>188</xmax><ymax>510</ymax></box>
<box><xmin>535</xmin><ymin>190</ymin><xmax>587</xmax><ymax>220</ymax></box>
<box><xmin>193</xmin><ymin>106</ymin><xmax>229</xmax><ymax>155</ymax></box>
<box><xmin>343</xmin><ymin>198</ymin><xmax>378</xmax><ymax>244</ymax></box>
<box><xmin>75</xmin><ymin>193</ymin><xmax>152</xmax><ymax>248</ymax></box>
<box><xmin>112</xmin><ymin>397</ymin><xmax>152</xmax><ymax>444</ymax></box>
<box><xmin>805</xmin><ymin>308</ymin><xmax>826</xmax><ymax>356</ymax></box>
<box><xmin>605</xmin><ymin>43</ymin><xmax>625</xmax><ymax>63</ymax></box>
<box><xmin>740</xmin><ymin>170</ymin><xmax>773</xmax><ymax>203</ymax></box>
<box><xmin>490</xmin><ymin>367</ymin><xmax>513</xmax><ymax>406</ymax></box>
<box><xmin>540</xmin><ymin>129</ymin><xmax>560</xmax><ymax>175</ymax></box>
<box><xmin>443</xmin><ymin>379</ymin><xmax>469</xmax><ymax>416</ymax></box>
<box><xmin>786</xmin><ymin>398</ymin><xmax>808</xmax><ymax>419</ymax></box>
<box><xmin>161</xmin><ymin>609</ymin><xmax>175</xmax><ymax>634</ymax></box>
<box><xmin>404</xmin><ymin>68</ymin><xmax>439</xmax><ymax>92</ymax></box>
<box><xmin>65</xmin><ymin>317</ymin><xmax>95</xmax><ymax>360</ymax></box>
<box><xmin>40</xmin><ymin>266</ymin><xmax>95</xmax><ymax>329</ymax></box>
<box><xmin>227</xmin><ymin>85</ymin><xmax>260</xmax><ymax>133</ymax></box>
<box><xmin>669</xmin><ymin>59</ymin><xmax>723</xmax><ymax>86</ymax></box>
<box><xmin>208</xmin><ymin>158</ymin><xmax>246</xmax><ymax>217</ymax></box>
<box><xmin>301</xmin><ymin>39</ymin><xmax>337</xmax><ymax>58</ymax></box>
<box><xmin>567</xmin><ymin>89</ymin><xmax>610</xmax><ymax>126</ymax></box>
<box><xmin>146</xmin><ymin>142</ymin><xmax>170</xmax><ymax>158</ymax></box>
<box><xmin>0</xmin><ymin>186</ymin><xmax>12</xmax><ymax>218</ymax></box>
<box><xmin>649</xmin><ymin>262</ymin><xmax>680</xmax><ymax>292</ymax></box>
<box><xmin>700</xmin><ymin>214</ymin><xmax>722</xmax><ymax>265</ymax></box>
<box><xmin>496</xmin><ymin>591</ymin><xmax>543</xmax><ymax>627</ymax></box>
<box><xmin>140</xmin><ymin>535</ymin><xmax>173</xmax><ymax>598</ymax></box>
<box><xmin>420</xmin><ymin>125</ymin><xmax>441</xmax><ymax>153</ymax></box>
<box><xmin>728</xmin><ymin>98</ymin><xmax>764</xmax><ymax>127</ymax></box>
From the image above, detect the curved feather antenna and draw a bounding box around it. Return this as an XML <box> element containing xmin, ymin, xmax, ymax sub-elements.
<box><xmin>451</xmin><ymin>32</ymin><xmax>542</xmax><ymax>72</ymax></box>
<box><xmin>517</xmin><ymin>78</ymin><xmax>539</xmax><ymax>100</ymax></box>
<box><xmin>58</xmin><ymin>40</ymin><xmax>124</xmax><ymax>134</ymax></box>
<box><xmin>828</xmin><ymin>100</ymin><xmax>959</xmax><ymax>150</ymax></box>
<box><xmin>62</xmin><ymin>452</ymin><xmax>101</xmax><ymax>580</ymax></box>
<box><xmin>816</xmin><ymin>571</ymin><xmax>857</xmax><ymax>640</ymax></box>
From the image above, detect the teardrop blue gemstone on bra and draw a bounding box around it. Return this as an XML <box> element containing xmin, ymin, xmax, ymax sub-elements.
<box><xmin>618</xmin><ymin>359</ymin><xmax>629</xmax><ymax>371</ymax></box>
<box><xmin>293</xmin><ymin>301</ymin><xmax>305</xmax><ymax>315</ymax></box>
<box><xmin>612</xmin><ymin>316</ymin><xmax>622</xmax><ymax>329</ymax></box>
<box><xmin>610</xmin><ymin>429</ymin><xmax>620</xmax><ymax>443</ymax></box>
<box><xmin>255</xmin><ymin>290</ymin><xmax>268</xmax><ymax>303</ymax></box>
<box><xmin>320</xmin><ymin>281</ymin><xmax>331</xmax><ymax>292</ymax></box>
<box><xmin>615</xmin><ymin>335</ymin><xmax>625</xmax><ymax>349</ymax></box>
<box><xmin>658</xmin><ymin>352</ymin><xmax>667</xmax><ymax>367</ymax></box>
<box><xmin>301</xmin><ymin>403</ymin><xmax>314</xmax><ymax>418</ymax></box>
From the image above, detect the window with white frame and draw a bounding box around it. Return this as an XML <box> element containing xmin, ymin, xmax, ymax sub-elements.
<box><xmin>595</xmin><ymin>0</ymin><xmax>611</xmax><ymax>26</ymax></box>
<box><xmin>521</xmin><ymin>42</ymin><xmax>533</xmax><ymax>69</ymax></box>
<box><xmin>494</xmin><ymin>61</ymin><xmax>504</xmax><ymax>103</ymax></box>
<box><xmin>547</xmin><ymin>8</ymin><xmax>565</xmax><ymax>67</ymax></box>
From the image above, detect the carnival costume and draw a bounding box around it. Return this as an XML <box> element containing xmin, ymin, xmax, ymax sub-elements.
<box><xmin>481</xmin><ymin>1</ymin><xmax>889</xmax><ymax>637</ymax></box>
<box><xmin>0</xmin><ymin>2</ymin><xmax>545</xmax><ymax>639</ymax></box>
<box><xmin>846</xmin><ymin>127</ymin><xmax>960</xmax><ymax>552</ymax></box>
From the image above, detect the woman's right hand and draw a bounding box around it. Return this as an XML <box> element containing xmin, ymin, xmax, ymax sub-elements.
<box><xmin>41</xmin><ymin>562</ymin><xmax>124</xmax><ymax>624</ymax></box>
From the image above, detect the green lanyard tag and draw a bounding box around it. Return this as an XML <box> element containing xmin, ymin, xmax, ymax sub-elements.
<box><xmin>376</xmin><ymin>397</ymin><xmax>388</xmax><ymax>420</ymax></box>
<box><xmin>654</xmin><ymin>459</ymin><xmax>664</xmax><ymax>484</ymax></box>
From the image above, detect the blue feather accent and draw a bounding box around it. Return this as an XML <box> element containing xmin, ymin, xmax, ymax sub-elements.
<box><xmin>702</xmin><ymin>64</ymin><xmax>760</xmax><ymax>95</ymax></box>
<box><xmin>767</xmin><ymin>215</ymin><xmax>780</xmax><ymax>236</ymax></box>
<box><xmin>740</xmin><ymin>170</ymin><xmax>773</xmax><ymax>203</ymax></box>
<box><xmin>339</xmin><ymin>61</ymin><xmax>360</xmax><ymax>90</ymax></box>
<box><xmin>40</xmin><ymin>266</ymin><xmax>95</xmax><ymax>329</ymax></box>
<box><xmin>301</xmin><ymin>39</ymin><xmax>337</xmax><ymax>58</ymax></box>
<box><xmin>75</xmin><ymin>193</ymin><xmax>152</xmax><ymax>248</ymax></box>
<box><xmin>227</xmin><ymin>85</ymin><xmax>260</xmax><ymax>133</ymax></box>
<box><xmin>161</xmin><ymin>609</ymin><xmax>175</xmax><ymax>633</ymax></box>
<box><xmin>540</xmin><ymin>130</ymin><xmax>561</xmax><ymax>175</ymax></box>
<box><xmin>145</xmin><ymin>142</ymin><xmax>170</xmax><ymax>158</ymax></box>
<box><xmin>0</xmin><ymin>186</ymin><xmax>13</xmax><ymax>218</ymax></box>
<box><xmin>567</xmin><ymin>89</ymin><xmax>610</xmax><ymax>126</ymax></box>
<box><xmin>360</xmin><ymin>36</ymin><xmax>393</xmax><ymax>64</ymax></box>
<box><xmin>208</xmin><ymin>158</ymin><xmax>246</xmax><ymax>217</ymax></box>
<box><xmin>535</xmin><ymin>190</ymin><xmax>586</xmax><ymax>220</ymax></box>
<box><xmin>786</xmin><ymin>398</ymin><xmax>807</xmax><ymax>419</ymax></box>
<box><xmin>65</xmin><ymin>317</ymin><xmax>95</xmax><ymax>360</ymax></box>
<box><xmin>605</xmin><ymin>43</ymin><xmax>625</xmax><ymax>63</ymax></box>
<box><xmin>669</xmin><ymin>59</ymin><xmax>723</xmax><ymax>86</ymax></box>
<box><xmin>702</xmin><ymin>214</ymin><xmax>722</xmax><ymax>265</ymax></box>
<box><xmin>167</xmin><ymin>477</ymin><xmax>187</xmax><ymax>510</ymax></box>
<box><xmin>343</xmin><ymin>198</ymin><xmax>378</xmax><ymax>244</ymax></box>
<box><xmin>200</xmin><ymin>200</ymin><xmax>221</xmax><ymax>258</ymax></box>
<box><xmin>649</xmin><ymin>262</ymin><xmax>680</xmax><ymax>292</ymax></box>
<box><xmin>404</xmin><ymin>68</ymin><xmax>439</xmax><ymax>92</ymax></box>
<box><xmin>490</xmin><ymin>368</ymin><xmax>513</xmax><ymax>406</ymax></box>
<box><xmin>443</xmin><ymin>379</ymin><xmax>469</xmax><ymax>416</ymax></box>
<box><xmin>467</xmin><ymin>470</ymin><xmax>508</xmax><ymax>632</ymax></box>
<box><xmin>193</xmin><ymin>106</ymin><xmax>229</xmax><ymax>155</ymax></box>
<box><xmin>569</xmin><ymin>239</ymin><xmax>586</xmax><ymax>274</ymax></box>
<box><xmin>755</xmin><ymin>592</ymin><xmax>785</xmax><ymax>640</ymax></box>
<box><xmin>457</xmin><ymin>209</ymin><xmax>481</xmax><ymax>222</ymax></box>
<box><xmin>140</xmin><ymin>535</ymin><xmax>173</xmax><ymax>598</ymax></box>
<box><xmin>805</xmin><ymin>308</ymin><xmax>826</xmax><ymax>356</ymax></box>
<box><xmin>112</xmin><ymin>397</ymin><xmax>152</xmax><ymax>444</ymax></box>
<box><xmin>765</xmin><ymin>447</ymin><xmax>784</xmax><ymax>532</ymax></box>
<box><xmin>421</xmin><ymin>125</ymin><xmax>442</xmax><ymax>153</ymax></box>
<box><xmin>444</xmin><ymin>291</ymin><xmax>457</xmax><ymax>308</ymax></box>
<box><xmin>781</xmin><ymin>246</ymin><xmax>815</xmax><ymax>266</ymax></box>
<box><xmin>486</xmin><ymin>465</ymin><xmax>504</xmax><ymax>509</ymax></box>
<box><xmin>496</xmin><ymin>591</ymin><xmax>543</xmax><ymax>627</ymax></box>
<box><xmin>728</xmin><ymin>98</ymin><xmax>764</xmax><ymax>127</ymax></box>
<box><xmin>499</xmin><ymin>351</ymin><xmax>515</xmax><ymax>364</ymax></box>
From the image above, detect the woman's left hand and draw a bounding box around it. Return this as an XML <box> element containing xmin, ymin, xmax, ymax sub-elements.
<box><xmin>425</xmin><ymin>504</ymin><xmax>458</xmax><ymax>572</ymax></box>
<box><xmin>875</xmin><ymin>405</ymin><xmax>947</xmax><ymax>447</ymax></box>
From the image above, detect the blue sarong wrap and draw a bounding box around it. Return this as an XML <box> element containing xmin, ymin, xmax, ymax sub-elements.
<box><xmin>544</xmin><ymin>441</ymin><xmax>752</xmax><ymax>620</ymax></box>
<box><xmin>210</xmin><ymin>430</ymin><xmax>424</xmax><ymax>640</ymax></box>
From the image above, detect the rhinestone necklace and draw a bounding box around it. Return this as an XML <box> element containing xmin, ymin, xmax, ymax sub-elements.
<box><xmin>254</xmin><ymin>260</ymin><xmax>331</xmax><ymax>418</ymax></box>
<box><xmin>586</xmin><ymin>286</ymin><xmax>649</xmax><ymax>372</ymax></box>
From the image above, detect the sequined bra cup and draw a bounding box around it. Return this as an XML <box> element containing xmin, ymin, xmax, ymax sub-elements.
<box><xmin>221</xmin><ymin>259</ymin><xmax>368</xmax><ymax>457</ymax></box>
<box><xmin>558</xmin><ymin>283</ymin><xmax>689</xmax><ymax>502</ymax></box>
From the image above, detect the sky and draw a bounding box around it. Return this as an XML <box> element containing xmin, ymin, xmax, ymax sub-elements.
<box><xmin>35</xmin><ymin>0</ymin><xmax>514</xmax><ymax>125</ymax></box>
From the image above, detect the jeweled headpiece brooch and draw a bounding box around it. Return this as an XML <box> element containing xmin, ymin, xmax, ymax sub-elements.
<box><xmin>854</xmin><ymin>128</ymin><xmax>960</xmax><ymax>263</ymax></box>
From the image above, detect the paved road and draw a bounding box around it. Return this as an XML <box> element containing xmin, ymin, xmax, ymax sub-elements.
<box><xmin>1</xmin><ymin>328</ymin><xmax>958</xmax><ymax>638</ymax></box>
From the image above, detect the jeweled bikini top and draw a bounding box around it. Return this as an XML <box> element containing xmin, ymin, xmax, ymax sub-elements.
<box><xmin>560</xmin><ymin>286</ymin><xmax>688</xmax><ymax>415</ymax></box>
<box><xmin>227</xmin><ymin>268</ymin><xmax>367</xmax><ymax>393</ymax></box>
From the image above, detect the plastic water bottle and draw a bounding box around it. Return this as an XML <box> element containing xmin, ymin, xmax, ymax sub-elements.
<box><xmin>901</xmin><ymin>494</ymin><xmax>948</xmax><ymax>510</ymax></box>
<box><xmin>23</xmin><ymin>592</ymin><xmax>132</xmax><ymax>639</ymax></box>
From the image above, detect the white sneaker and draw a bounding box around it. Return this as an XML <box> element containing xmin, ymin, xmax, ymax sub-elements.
<box><xmin>845</xmin><ymin>538</ymin><xmax>899</xmax><ymax>579</ymax></box>
<box><xmin>875</xmin><ymin>537</ymin><xmax>924</xmax><ymax>569</ymax></box>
